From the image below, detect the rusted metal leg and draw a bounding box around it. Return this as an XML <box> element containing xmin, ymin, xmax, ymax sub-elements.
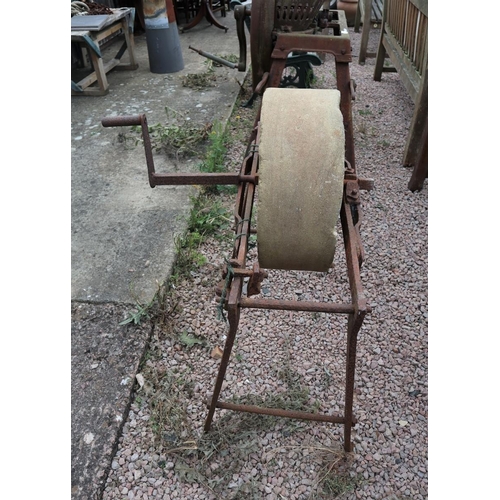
<box><xmin>340</xmin><ymin>175</ymin><xmax>368</xmax><ymax>451</ymax></box>
<box><xmin>204</xmin><ymin>277</ymin><xmax>242</xmax><ymax>431</ymax></box>
<box><xmin>268</xmin><ymin>59</ymin><xmax>287</xmax><ymax>89</ymax></box>
<box><xmin>344</xmin><ymin>310</ymin><xmax>365</xmax><ymax>451</ymax></box>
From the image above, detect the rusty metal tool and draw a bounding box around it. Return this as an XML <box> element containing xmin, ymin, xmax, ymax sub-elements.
<box><xmin>102</xmin><ymin>6</ymin><xmax>373</xmax><ymax>452</ymax></box>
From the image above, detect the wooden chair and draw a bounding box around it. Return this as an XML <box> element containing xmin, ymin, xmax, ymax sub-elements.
<box><xmin>374</xmin><ymin>0</ymin><xmax>428</xmax><ymax>186</ymax></box>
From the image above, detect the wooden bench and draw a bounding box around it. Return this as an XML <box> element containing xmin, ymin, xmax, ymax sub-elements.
<box><xmin>71</xmin><ymin>8</ymin><xmax>138</xmax><ymax>96</ymax></box>
<box><xmin>354</xmin><ymin>0</ymin><xmax>384</xmax><ymax>64</ymax></box>
<box><xmin>373</xmin><ymin>0</ymin><xmax>428</xmax><ymax>190</ymax></box>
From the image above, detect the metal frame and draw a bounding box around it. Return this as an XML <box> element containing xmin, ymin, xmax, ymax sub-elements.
<box><xmin>101</xmin><ymin>9</ymin><xmax>373</xmax><ymax>452</ymax></box>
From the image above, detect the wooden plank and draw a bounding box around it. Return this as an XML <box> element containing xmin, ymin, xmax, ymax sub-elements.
<box><xmin>372</xmin><ymin>0</ymin><xmax>383</xmax><ymax>21</ymax></box>
<box><xmin>93</xmin><ymin>22</ymin><xmax>123</xmax><ymax>43</ymax></box>
<box><xmin>71</xmin><ymin>87</ymin><xmax>109</xmax><ymax>96</ymax></box>
<box><xmin>403</xmin><ymin>56</ymin><xmax>427</xmax><ymax>167</ymax></box>
<box><xmin>382</xmin><ymin>27</ymin><xmax>420</xmax><ymax>102</ymax></box>
<box><xmin>71</xmin><ymin>30</ymin><xmax>91</xmax><ymax>39</ymax></box>
<box><xmin>356</xmin><ymin>0</ymin><xmax>383</xmax><ymax>24</ymax></box>
<box><xmin>72</xmin><ymin>49</ymin><xmax>110</xmax><ymax>96</ymax></box>
<box><xmin>409</xmin><ymin>0</ymin><xmax>427</xmax><ymax>17</ymax></box>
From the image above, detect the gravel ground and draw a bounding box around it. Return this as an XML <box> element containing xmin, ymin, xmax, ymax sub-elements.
<box><xmin>102</xmin><ymin>27</ymin><xmax>427</xmax><ymax>500</ymax></box>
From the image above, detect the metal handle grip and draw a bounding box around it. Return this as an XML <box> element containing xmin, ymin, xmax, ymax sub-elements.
<box><xmin>101</xmin><ymin>114</ymin><xmax>145</xmax><ymax>128</ymax></box>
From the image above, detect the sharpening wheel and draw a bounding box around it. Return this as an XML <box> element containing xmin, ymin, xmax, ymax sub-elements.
<box><xmin>257</xmin><ymin>87</ymin><xmax>345</xmax><ymax>272</ymax></box>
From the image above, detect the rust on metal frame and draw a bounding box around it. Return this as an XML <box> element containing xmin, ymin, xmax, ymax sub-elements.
<box><xmin>100</xmin><ymin>10</ymin><xmax>373</xmax><ymax>451</ymax></box>
<box><xmin>202</xmin><ymin>12</ymin><xmax>371</xmax><ymax>452</ymax></box>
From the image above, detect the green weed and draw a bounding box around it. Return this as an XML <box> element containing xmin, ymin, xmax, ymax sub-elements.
<box><xmin>178</xmin><ymin>331</ymin><xmax>207</xmax><ymax>348</ymax></box>
<box><xmin>317</xmin><ymin>472</ymin><xmax>363</xmax><ymax>498</ymax></box>
<box><xmin>169</xmin><ymin>232</ymin><xmax>206</xmax><ymax>285</ymax></box>
<box><xmin>182</xmin><ymin>61</ymin><xmax>216</xmax><ymax>89</ymax></box>
<box><xmin>121</xmin><ymin>106</ymin><xmax>212</xmax><ymax>158</ymax></box>
<box><xmin>188</xmin><ymin>195</ymin><xmax>230</xmax><ymax>236</ymax></box>
<box><xmin>168</xmin><ymin>192</ymin><xmax>231</xmax><ymax>286</ymax></box>
<box><xmin>146</xmin><ymin>120</ymin><xmax>212</xmax><ymax>157</ymax></box>
<box><xmin>119</xmin><ymin>282</ymin><xmax>166</xmax><ymax>326</ymax></box>
<box><xmin>199</xmin><ymin>123</ymin><xmax>226</xmax><ymax>173</ymax></box>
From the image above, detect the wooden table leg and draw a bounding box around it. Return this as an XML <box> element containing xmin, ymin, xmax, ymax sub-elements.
<box><xmin>116</xmin><ymin>17</ymin><xmax>139</xmax><ymax>70</ymax></box>
<box><xmin>180</xmin><ymin>0</ymin><xmax>228</xmax><ymax>32</ymax></box>
<box><xmin>87</xmin><ymin>48</ymin><xmax>110</xmax><ymax>95</ymax></box>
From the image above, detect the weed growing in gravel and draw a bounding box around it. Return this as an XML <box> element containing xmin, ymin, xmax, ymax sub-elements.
<box><xmin>199</xmin><ymin>121</ymin><xmax>227</xmax><ymax>174</ymax></box>
<box><xmin>170</xmin><ymin>193</ymin><xmax>231</xmax><ymax>285</ymax></box>
<box><xmin>374</xmin><ymin>202</ymin><xmax>389</xmax><ymax>212</ymax></box>
<box><xmin>170</xmin><ymin>231</ymin><xmax>207</xmax><ymax>284</ymax></box>
<box><xmin>155</xmin><ymin>342</ymin><xmax>322</xmax><ymax>498</ymax></box>
<box><xmin>189</xmin><ymin>195</ymin><xmax>231</xmax><ymax>237</ymax></box>
<box><xmin>231</xmin><ymin>478</ymin><xmax>261</xmax><ymax>499</ymax></box>
<box><xmin>308</xmin><ymin>447</ymin><xmax>363</xmax><ymax>499</ymax></box>
<box><xmin>320</xmin><ymin>472</ymin><xmax>363</xmax><ymax>497</ymax></box>
<box><xmin>178</xmin><ymin>331</ymin><xmax>207</xmax><ymax>348</ymax></box>
<box><xmin>219</xmin><ymin>364</ymin><xmax>316</xmax><ymax>436</ymax></box>
<box><xmin>119</xmin><ymin>280</ymin><xmax>169</xmax><ymax>325</ymax></box>
<box><xmin>230</xmin><ymin>107</ymin><xmax>255</xmax><ymax>143</ymax></box>
<box><xmin>118</xmin><ymin>299</ymin><xmax>154</xmax><ymax>326</ymax></box>
<box><xmin>142</xmin><ymin>362</ymin><xmax>196</xmax><ymax>446</ymax></box>
<box><xmin>356</xmin><ymin>121</ymin><xmax>368</xmax><ymax>135</ymax></box>
<box><xmin>198</xmin><ymin>120</ymin><xmax>238</xmax><ymax>195</ymax></box>
<box><xmin>227</xmin><ymin>75</ymin><xmax>259</xmax><ymax>144</ymax></box>
<box><xmin>307</xmin><ymin>69</ymin><xmax>319</xmax><ymax>87</ymax></box>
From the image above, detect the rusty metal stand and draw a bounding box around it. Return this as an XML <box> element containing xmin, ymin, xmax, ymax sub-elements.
<box><xmin>202</xmin><ymin>14</ymin><xmax>372</xmax><ymax>452</ymax></box>
<box><xmin>101</xmin><ymin>10</ymin><xmax>372</xmax><ymax>452</ymax></box>
<box><xmin>200</xmin><ymin>128</ymin><xmax>370</xmax><ymax>452</ymax></box>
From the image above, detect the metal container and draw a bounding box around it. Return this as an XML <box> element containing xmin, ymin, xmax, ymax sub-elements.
<box><xmin>143</xmin><ymin>0</ymin><xmax>184</xmax><ymax>73</ymax></box>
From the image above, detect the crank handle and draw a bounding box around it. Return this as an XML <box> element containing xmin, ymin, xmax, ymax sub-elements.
<box><xmin>101</xmin><ymin>114</ymin><xmax>157</xmax><ymax>189</ymax></box>
<box><xmin>101</xmin><ymin>114</ymin><xmax>146</xmax><ymax>128</ymax></box>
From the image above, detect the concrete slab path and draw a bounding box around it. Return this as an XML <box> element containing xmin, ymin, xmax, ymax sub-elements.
<box><xmin>71</xmin><ymin>12</ymin><xmax>248</xmax><ymax>499</ymax></box>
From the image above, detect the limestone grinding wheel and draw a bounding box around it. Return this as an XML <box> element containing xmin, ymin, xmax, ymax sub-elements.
<box><xmin>257</xmin><ymin>87</ymin><xmax>345</xmax><ymax>272</ymax></box>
